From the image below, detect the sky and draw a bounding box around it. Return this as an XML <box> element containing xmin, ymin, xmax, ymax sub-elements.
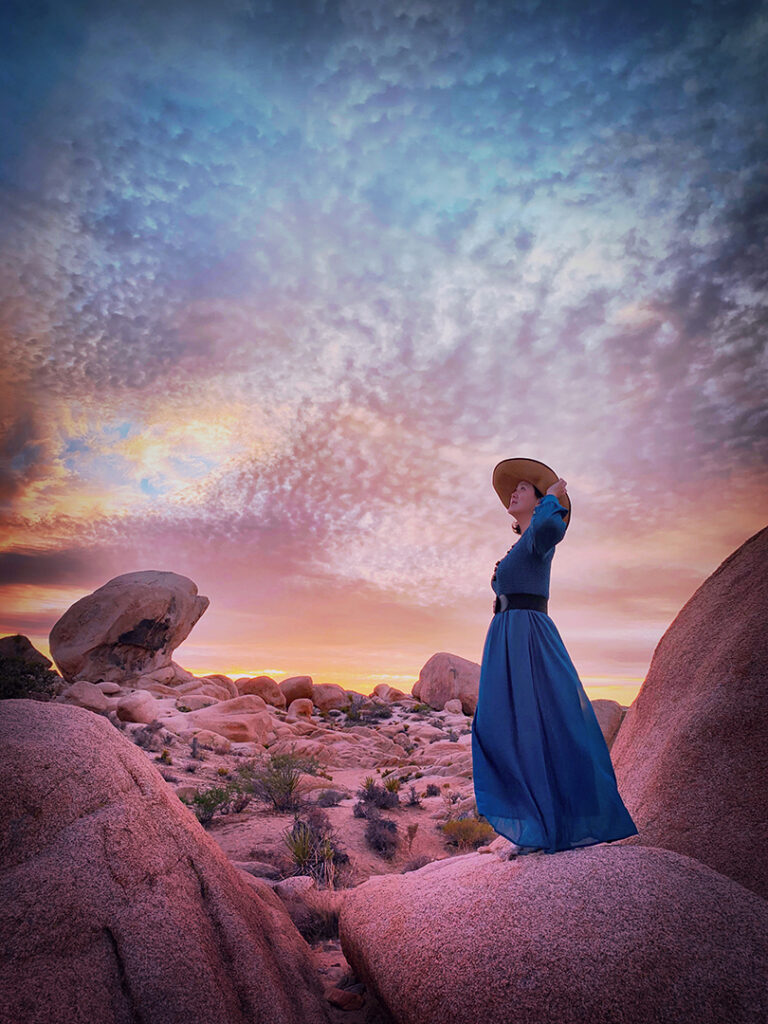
<box><xmin>1</xmin><ymin>0</ymin><xmax>766</xmax><ymax>705</ymax></box>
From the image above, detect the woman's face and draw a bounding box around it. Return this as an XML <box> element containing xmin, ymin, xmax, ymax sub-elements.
<box><xmin>506</xmin><ymin>479</ymin><xmax>540</xmax><ymax>518</ymax></box>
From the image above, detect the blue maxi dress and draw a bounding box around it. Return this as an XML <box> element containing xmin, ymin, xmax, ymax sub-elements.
<box><xmin>471</xmin><ymin>494</ymin><xmax>639</xmax><ymax>855</ymax></box>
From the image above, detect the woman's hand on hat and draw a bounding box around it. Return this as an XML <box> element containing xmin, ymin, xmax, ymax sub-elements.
<box><xmin>546</xmin><ymin>478</ymin><xmax>568</xmax><ymax>500</ymax></box>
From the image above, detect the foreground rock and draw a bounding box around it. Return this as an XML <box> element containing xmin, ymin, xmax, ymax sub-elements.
<box><xmin>612</xmin><ymin>525</ymin><xmax>768</xmax><ymax>899</ymax></box>
<box><xmin>339</xmin><ymin>845</ymin><xmax>768</xmax><ymax>1024</ymax></box>
<box><xmin>0</xmin><ymin>700</ymin><xmax>332</xmax><ymax>1024</ymax></box>
<box><xmin>49</xmin><ymin>570</ymin><xmax>208</xmax><ymax>683</ymax></box>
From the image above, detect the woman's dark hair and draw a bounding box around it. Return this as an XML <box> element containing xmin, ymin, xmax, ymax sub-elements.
<box><xmin>511</xmin><ymin>483</ymin><xmax>544</xmax><ymax>535</ymax></box>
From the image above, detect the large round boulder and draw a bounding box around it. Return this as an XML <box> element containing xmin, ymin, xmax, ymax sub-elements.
<box><xmin>413</xmin><ymin>652</ymin><xmax>480</xmax><ymax>713</ymax></box>
<box><xmin>279</xmin><ymin>675</ymin><xmax>314</xmax><ymax>703</ymax></box>
<box><xmin>49</xmin><ymin>571</ymin><xmax>209</xmax><ymax>684</ymax></box>
<box><xmin>236</xmin><ymin>674</ymin><xmax>286</xmax><ymax>707</ymax></box>
<box><xmin>311</xmin><ymin>683</ymin><xmax>349</xmax><ymax>712</ymax></box>
<box><xmin>612</xmin><ymin>525</ymin><xmax>768</xmax><ymax>899</ymax></box>
<box><xmin>339</xmin><ymin>846</ymin><xmax>768</xmax><ymax>1024</ymax></box>
<box><xmin>0</xmin><ymin>699</ymin><xmax>332</xmax><ymax>1024</ymax></box>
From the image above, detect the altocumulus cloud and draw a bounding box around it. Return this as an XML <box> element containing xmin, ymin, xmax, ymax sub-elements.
<box><xmin>0</xmin><ymin>0</ymin><xmax>766</xmax><ymax>677</ymax></box>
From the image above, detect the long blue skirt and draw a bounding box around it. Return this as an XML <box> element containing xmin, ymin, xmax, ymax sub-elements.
<box><xmin>471</xmin><ymin>609</ymin><xmax>639</xmax><ymax>855</ymax></box>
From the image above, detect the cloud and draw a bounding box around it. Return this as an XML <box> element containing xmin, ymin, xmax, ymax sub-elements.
<box><xmin>1</xmin><ymin>0</ymin><xmax>766</xmax><ymax>679</ymax></box>
<box><xmin>0</xmin><ymin>547</ymin><xmax>93</xmax><ymax>586</ymax></box>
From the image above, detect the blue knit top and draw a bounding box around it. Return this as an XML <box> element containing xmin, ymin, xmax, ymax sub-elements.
<box><xmin>491</xmin><ymin>494</ymin><xmax>569</xmax><ymax>600</ymax></box>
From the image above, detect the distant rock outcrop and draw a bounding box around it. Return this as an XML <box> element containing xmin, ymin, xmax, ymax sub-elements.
<box><xmin>49</xmin><ymin>570</ymin><xmax>209</xmax><ymax>683</ymax></box>
<box><xmin>338</xmin><ymin>846</ymin><xmax>768</xmax><ymax>1024</ymax></box>
<box><xmin>0</xmin><ymin>700</ymin><xmax>332</xmax><ymax>1024</ymax></box>
<box><xmin>413</xmin><ymin>652</ymin><xmax>481</xmax><ymax>714</ymax></box>
<box><xmin>612</xmin><ymin>525</ymin><xmax>768</xmax><ymax>900</ymax></box>
<box><xmin>0</xmin><ymin>633</ymin><xmax>52</xmax><ymax>667</ymax></box>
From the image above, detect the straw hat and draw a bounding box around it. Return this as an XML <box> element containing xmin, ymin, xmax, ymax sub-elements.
<box><xmin>492</xmin><ymin>457</ymin><xmax>571</xmax><ymax>527</ymax></box>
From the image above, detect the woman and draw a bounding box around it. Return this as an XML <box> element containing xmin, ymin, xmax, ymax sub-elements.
<box><xmin>471</xmin><ymin>457</ymin><xmax>639</xmax><ymax>858</ymax></box>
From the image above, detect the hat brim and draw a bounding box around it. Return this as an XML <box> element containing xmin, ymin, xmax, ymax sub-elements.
<box><xmin>492</xmin><ymin>457</ymin><xmax>571</xmax><ymax>526</ymax></box>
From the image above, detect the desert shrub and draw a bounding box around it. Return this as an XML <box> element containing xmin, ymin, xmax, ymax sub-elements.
<box><xmin>133</xmin><ymin>720</ymin><xmax>165</xmax><ymax>751</ymax></box>
<box><xmin>0</xmin><ymin>656</ymin><xmax>60</xmax><ymax>701</ymax></box>
<box><xmin>361</xmin><ymin>702</ymin><xmax>393</xmax><ymax>722</ymax></box>
<box><xmin>406</xmin><ymin>785</ymin><xmax>422</xmax><ymax>807</ymax></box>
<box><xmin>425</xmin><ymin>783</ymin><xmax>441</xmax><ymax>797</ymax></box>
<box><xmin>316</xmin><ymin>789</ymin><xmax>345</xmax><ymax>807</ymax></box>
<box><xmin>343</xmin><ymin>695</ymin><xmax>394</xmax><ymax>725</ymax></box>
<box><xmin>155</xmin><ymin>748</ymin><xmax>172</xmax><ymax>764</ymax></box>
<box><xmin>344</xmin><ymin>694</ymin><xmax>365</xmax><ymax>722</ymax></box>
<box><xmin>411</xmin><ymin>702</ymin><xmax>432</xmax><ymax>714</ymax></box>
<box><xmin>184</xmin><ymin>763</ymin><xmax>198</xmax><ymax>773</ymax></box>
<box><xmin>182</xmin><ymin>785</ymin><xmax>233</xmax><ymax>826</ymax></box>
<box><xmin>357</xmin><ymin>778</ymin><xmax>399</xmax><ymax>810</ymax></box>
<box><xmin>272</xmin><ymin>745</ymin><xmax>325</xmax><ymax>777</ymax></box>
<box><xmin>440</xmin><ymin>816</ymin><xmax>496</xmax><ymax>851</ymax></box>
<box><xmin>365</xmin><ymin>815</ymin><xmax>398</xmax><ymax>859</ymax></box>
<box><xmin>447</xmin><ymin>729</ymin><xmax>459</xmax><ymax>742</ymax></box>
<box><xmin>283</xmin><ymin>806</ymin><xmax>349</xmax><ymax>886</ymax></box>
<box><xmin>228</xmin><ymin>786</ymin><xmax>253</xmax><ymax>814</ymax></box>
<box><xmin>217</xmin><ymin>762</ymin><xmax>257</xmax><ymax>813</ymax></box>
<box><xmin>352</xmin><ymin>800</ymin><xmax>374</xmax><ymax>819</ymax></box>
<box><xmin>383</xmin><ymin>777</ymin><xmax>401</xmax><ymax>793</ymax></box>
<box><xmin>248</xmin><ymin>752</ymin><xmax>306</xmax><ymax>811</ymax></box>
<box><xmin>440</xmin><ymin>787</ymin><xmax>462</xmax><ymax>820</ymax></box>
<box><xmin>216</xmin><ymin>767</ymin><xmax>230</xmax><ymax>777</ymax></box>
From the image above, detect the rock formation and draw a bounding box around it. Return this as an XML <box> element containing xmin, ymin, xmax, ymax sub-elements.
<box><xmin>413</xmin><ymin>652</ymin><xmax>480</xmax><ymax>714</ymax></box>
<box><xmin>612</xmin><ymin>525</ymin><xmax>768</xmax><ymax>899</ymax></box>
<box><xmin>338</xmin><ymin>845</ymin><xmax>768</xmax><ymax>1024</ymax></box>
<box><xmin>49</xmin><ymin>570</ymin><xmax>209</xmax><ymax>683</ymax></box>
<box><xmin>0</xmin><ymin>699</ymin><xmax>332</xmax><ymax>1024</ymax></box>
<box><xmin>0</xmin><ymin>633</ymin><xmax>52</xmax><ymax>667</ymax></box>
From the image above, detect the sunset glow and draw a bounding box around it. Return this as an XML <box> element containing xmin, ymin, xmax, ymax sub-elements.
<box><xmin>2</xmin><ymin>0</ymin><xmax>766</xmax><ymax>705</ymax></box>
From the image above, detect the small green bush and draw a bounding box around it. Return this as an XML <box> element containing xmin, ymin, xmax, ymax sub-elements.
<box><xmin>425</xmin><ymin>783</ymin><xmax>441</xmax><ymax>797</ymax></box>
<box><xmin>440</xmin><ymin>816</ymin><xmax>496</xmax><ymax>851</ymax></box>
<box><xmin>183</xmin><ymin>785</ymin><xmax>233</xmax><ymax>826</ymax></box>
<box><xmin>283</xmin><ymin>806</ymin><xmax>349</xmax><ymax>886</ymax></box>
<box><xmin>248</xmin><ymin>751</ymin><xmax>309</xmax><ymax>811</ymax></box>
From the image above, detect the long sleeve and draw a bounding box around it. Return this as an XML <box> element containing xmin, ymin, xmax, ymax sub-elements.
<box><xmin>529</xmin><ymin>494</ymin><xmax>568</xmax><ymax>557</ymax></box>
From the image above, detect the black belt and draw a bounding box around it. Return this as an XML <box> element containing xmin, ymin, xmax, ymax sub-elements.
<box><xmin>493</xmin><ymin>592</ymin><xmax>548</xmax><ymax>614</ymax></box>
